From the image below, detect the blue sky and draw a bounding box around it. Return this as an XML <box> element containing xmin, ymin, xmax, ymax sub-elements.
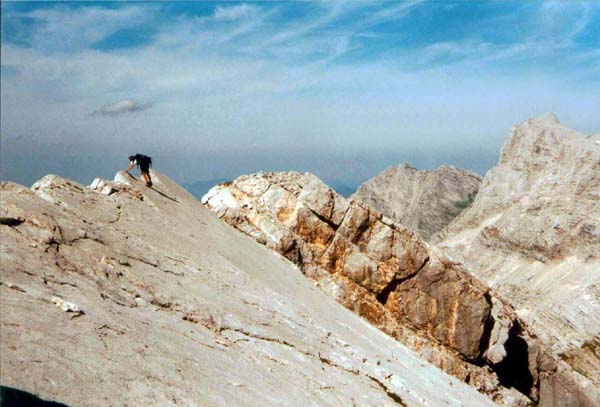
<box><xmin>1</xmin><ymin>1</ymin><xmax>599</xmax><ymax>187</ymax></box>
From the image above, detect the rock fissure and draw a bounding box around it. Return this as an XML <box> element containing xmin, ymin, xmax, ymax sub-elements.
<box><xmin>375</xmin><ymin>256</ymin><xmax>429</xmax><ymax>306</ymax></box>
<box><xmin>202</xmin><ymin>170</ymin><xmax>589</xmax><ymax>405</ymax></box>
<box><xmin>493</xmin><ymin>321</ymin><xmax>535</xmax><ymax>397</ymax></box>
<box><xmin>220</xmin><ymin>325</ymin><xmax>407</xmax><ymax>405</ymax></box>
<box><xmin>219</xmin><ymin>326</ymin><xmax>300</xmax><ymax>351</ymax></box>
<box><xmin>0</xmin><ymin>217</ymin><xmax>25</xmax><ymax>227</ymax></box>
<box><xmin>364</xmin><ymin>374</ymin><xmax>408</xmax><ymax>406</ymax></box>
<box><xmin>477</xmin><ymin>292</ymin><xmax>495</xmax><ymax>365</ymax></box>
<box><xmin>317</xmin><ymin>353</ymin><xmax>406</xmax><ymax>406</ymax></box>
<box><xmin>309</xmin><ymin>207</ymin><xmax>340</xmax><ymax>231</ymax></box>
<box><xmin>125</xmin><ymin>255</ymin><xmax>159</xmax><ymax>269</ymax></box>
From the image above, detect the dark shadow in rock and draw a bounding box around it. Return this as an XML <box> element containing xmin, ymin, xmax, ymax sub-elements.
<box><xmin>0</xmin><ymin>386</ymin><xmax>70</xmax><ymax>407</ymax></box>
<box><xmin>494</xmin><ymin>321</ymin><xmax>534</xmax><ymax>396</ymax></box>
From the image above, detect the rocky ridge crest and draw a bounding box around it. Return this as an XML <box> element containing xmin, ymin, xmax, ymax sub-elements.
<box><xmin>2</xmin><ymin>171</ymin><xmax>503</xmax><ymax>407</ymax></box>
<box><xmin>203</xmin><ymin>170</ymin><xmax>598</xmax><ymax>406</ymax></box>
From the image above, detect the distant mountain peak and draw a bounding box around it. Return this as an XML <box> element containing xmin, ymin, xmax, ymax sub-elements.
<box><xmin>351</xmin><ymin>164</ymin><xmax>482</xmax><ymax>241</ymax></box>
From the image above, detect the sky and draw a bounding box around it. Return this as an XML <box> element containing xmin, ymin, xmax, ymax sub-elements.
<box><xmin>1</xmin><ymin>1</ymin><xmax>599</xmax><ymax>188</ymax></box>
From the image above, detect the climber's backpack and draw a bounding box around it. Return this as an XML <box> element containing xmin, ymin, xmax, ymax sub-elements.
<box><xmin>133</xmin><ymin>154</ymin><xmax>152</xmax><ymax>168</ymax></box>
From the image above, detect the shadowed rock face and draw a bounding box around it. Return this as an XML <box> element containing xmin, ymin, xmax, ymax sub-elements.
<box><xmin>203</xmin><ymin>171</ymin><xmax>599</xmax><ymax>406</ymax></box>
<box><xmin>351</xmin><ymin>165</ymin><xmax>482</xmax><ymax>241</ymax></box>
<box><xmin>437</xmin><ymin>114</ymin><xmax>600</xmax><ymax>396</ymax></box>
<box><xmin>0</xmin><ymin>386</ymin><xmax>71</xmax><ymax>407</ymax></box>
<box><xmin>1</xmin><ymin>172</ymin><xmax>504</xmax><ymax>407</ymax></box>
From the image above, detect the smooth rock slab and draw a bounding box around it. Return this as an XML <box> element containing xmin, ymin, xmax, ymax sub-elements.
<box><xmin>1</xmin><ymin>174</ymin><xmax>499</xmax><ymax>407</ymax></box>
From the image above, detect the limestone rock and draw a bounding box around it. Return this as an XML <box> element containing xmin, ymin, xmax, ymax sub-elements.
<box><xmin>351</xmin><ymin>164</ymin><xmax>481</xmax><ymax>241</ymax></box>
<box><xmin>437</xmin><ymin>114</ymin><xmax>600</xmax><ymax>392</ymax></box>
<box><xmin>1</xmin><ymin>174</ymin><xmax>500</xmax><ymax>407</ymax></box>
<box><xmin>51</xmin><ymin>296</ymin><xmax>84</xmax><ymax>314</ymax></box>
<box><xmin>203</xmin><ymin>171</ymin><xmax>596</xmax><ymax>405</ymax></box>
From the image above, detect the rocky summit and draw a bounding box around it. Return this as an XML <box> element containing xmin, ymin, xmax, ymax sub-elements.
<box><xmin>351</xmin><ymin>165</ymin><xmax>482</xmax><ymax>241</ymax></box>
<box><xmin>437</xmin><ymin>114</ymin><xmax>600</xmax><ymax>392</ymax></box>
<box><xmin>203</xmin><ymin>171</ymin><xmax>599</xmax><ymax>406</ymax></box>
<box><xmin>1</xmin><ymin>171</ymin><xmax>501</xmax><ymax>407</ymax></box>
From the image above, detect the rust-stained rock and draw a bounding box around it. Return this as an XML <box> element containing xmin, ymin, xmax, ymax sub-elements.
<box><xmin>203</xmin><ymin>171</ymin><xmax>599</xmax><ymax>406</ymax></box>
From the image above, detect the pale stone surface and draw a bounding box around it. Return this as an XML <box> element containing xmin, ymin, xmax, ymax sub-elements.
<box><xmin>437</xmin><ymin>115</ymin><xmax>600</xmax><ymax>389</ymax></box>
<box><xmin>352</xmin><ymin>165</ymin><xmax>482</xmax><ymax>241</ymax></box>
<box><xmin>203</xmin><ymin>171</ymin><xmax>596</xmax><ymax>406</ymax></box>
<box><xmin>1</xmin><ymin>172</ymin><xmax>502</xmax><ymax>407</ymax></box>
<box><xmin>51</xmin><ymin>296</ymin><xmax>84</xmax><ymax>314</ymax></box>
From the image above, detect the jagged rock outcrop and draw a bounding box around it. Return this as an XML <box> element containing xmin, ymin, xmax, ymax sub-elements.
<box><xmin>351</xmin><ymin>165</ymin><xmax>482</xmax><ymax>241</ymax></box>
<box><xmin>1</xmin><ymin>172</ymin><xmax>502</xmax><ymax>407</ymax></box>
<box><xmin>436</xmin><ymin>114</ymin><xmax>600</xmax><ymax>396</ymax></box>
<box><xmin>203</xmin><ymin>171</ymin><xmax>599</xmax><ymax>406</ymax></box>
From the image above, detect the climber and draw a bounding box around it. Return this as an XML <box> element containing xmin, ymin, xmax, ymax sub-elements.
<box><xmin>125</xmin><ymin>154</ymin><xmax>153</xmax><ymax>187</ymax></box>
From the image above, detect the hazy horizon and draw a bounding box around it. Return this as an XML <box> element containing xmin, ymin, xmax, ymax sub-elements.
<box><xmin>2</xmin><ymin>1</ymin><xmax>599</xmax><ymax>188</ymax></box>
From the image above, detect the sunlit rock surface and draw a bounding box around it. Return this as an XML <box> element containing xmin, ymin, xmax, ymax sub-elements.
<box><xmin>1</xmin><ymin>171</ymin><xmax>504</xmax><ymax>407</ymax></box>
<box><xmin>352</xmin><ymin>165</ymin><xmax>481</xmax><ymax>241</ymax></box>
<box><xmin>203</xmin><ymin>171</ymin><xmax>598</xmax><ymax>406</ymax></box>
<box><xmin>437</xmin><ymin>114</ymin><xmax>600</xmax><ymax>401</ymax></box>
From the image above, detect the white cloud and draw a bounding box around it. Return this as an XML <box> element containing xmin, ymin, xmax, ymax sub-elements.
<box><xmin>1</xmin><ymin>1</ymin><xmax>599</xmax><ymax>184</ymax></box>
<box><xmin>89</xmin><ymin>99</ymin><xmax>153</xmax><ymax>117</ymax></box>
<box><xmin>214</xmin><ymin>4</ymin><xmax>259</xmax><ymax>21</ymax></box>
<box><xmin>16</xmin><ymin>6</ymin><xmax>156</xmax><ymax>52</ymax></box>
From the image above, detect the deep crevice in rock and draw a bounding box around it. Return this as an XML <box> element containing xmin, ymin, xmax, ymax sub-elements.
<box><xmin>309</xmin><ymin>208</ymin><xmax>339</xmax><ymax>231</ymax></box>
<box><xmin>0</xmin><ymin>217</ymin><xmax>24</xmax><ymax>227</ymax></box>
<box><xmin>375</xmin><ymin>256</ymin><xmax>429</xmax><ymax>306</ymax></box>
<box><xmin>477</xmin><ymin>291</ymin><xmax>495</xmax><ymax>365</ymax></box>
<box><xmin>375</xmin><ymin>279</ymin><xmax>400</xmax><ymax>306</ymax></box>
<box><xmin>281</xmin><ymin>238</ymin><xmax>303</xmax><ymax>265</ymax></box>
<box><xmin>493</xmin><ymin>320</ymin><xmax>534</xmax><ymax>396</ymax></box>
<box><xmin>351</xmin><ymin>213</ymin><xmax>372</xmax><ymax>245</ymax></box>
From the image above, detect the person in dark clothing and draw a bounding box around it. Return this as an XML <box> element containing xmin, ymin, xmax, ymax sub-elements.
<box><xmin>125</xmin><ymin>154</ymin><xmax>153</xmax><ymax>187</ymax></box>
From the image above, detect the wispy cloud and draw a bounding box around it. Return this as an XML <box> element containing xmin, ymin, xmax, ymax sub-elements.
<box><xmin>1</xmin><ymin>1</ymin><xmax>599</xmax><ymax>186</ymax></box>
<box><xmin>89</xmin><ymin>99</ymin><xmax>153</xmax><ymax>117</ymax></box>
<box><xmin>214</xmin><ymin>4</ymin><xmax>259</xmax><ymax>21</ymax></box>
<box><xmin>8</xmin><ymin>5</ymin><xmax>156</xmax><ymax>52</ymax></box>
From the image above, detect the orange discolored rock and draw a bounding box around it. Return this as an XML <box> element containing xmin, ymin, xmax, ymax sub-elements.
<box><xmin>203</xmin><ymin>171</ymin><xmax>597</xmax><ymax>405</ymax></box>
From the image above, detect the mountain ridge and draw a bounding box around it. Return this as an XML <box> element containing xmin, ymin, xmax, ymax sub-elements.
<box><xmin>351</xmin><ymin>164</ymin><xmax>482</xmax><ymax>241</ymax></box>
<box><xmin>437</xmin><ymin>114</ymin><xmax>600</xmax><ymax>388</ymax></box>
<box><xmin>1</xmin><ymin>170</ymin><xmax>502</xmax><ymax>407</ymax></box>
<box><xmin>202</xmin><ymin>169</ymin><xmax>598</xmax><ymax>406</ymax></box>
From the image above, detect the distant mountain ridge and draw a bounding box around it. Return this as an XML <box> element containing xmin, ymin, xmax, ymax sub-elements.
<box><xmin>351</xmin><ymin>164</ymin><xmax>482</xmax><ymax>241</ymax></box>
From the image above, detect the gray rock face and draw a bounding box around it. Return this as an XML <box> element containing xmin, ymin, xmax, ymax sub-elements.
<box><xmin>438</xmin><ymin>114</ymin><xmax>600</xmax><ymax>399</ymax></box>
<box><xmin>203</xmin><ymin>171</ymin><xmax>598</xmax><ymax>406</ymax></box>
<box><xmin>1</xmin><ymin>172</ymin><xmax>502</xmax><ymax>407</ymax></box>
<box><xmin>351</xmin><ymin>165</ymin><xmax>482</xmax><ymax>241</ymax></box>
